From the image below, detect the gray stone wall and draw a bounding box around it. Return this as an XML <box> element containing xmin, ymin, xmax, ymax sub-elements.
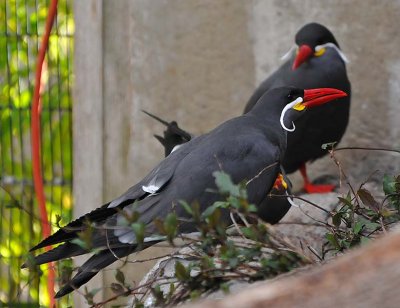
<box><xmin>73</xmin><ymin>0</ymin><xmax>400</xmax><ymax>303</ymax></box>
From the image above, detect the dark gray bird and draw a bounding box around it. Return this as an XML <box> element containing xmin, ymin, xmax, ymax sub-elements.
<box><xmin>23</xmin><ymin>87</ymin><xmax>347</xmax><ymax>298</ymax></box>
<box><xmin>149</xmin><ymin>23</ymin><xmax>351</xmax><ymax>194</ymax></box>
<box><xmin>143</xmin><ymin>110</ymin><xmax>293</xmax><ymax>224</ymax></box>
<box><xmin>244</xmin><ymin>22</ymin><xmax>351</xmax><ymax>193</ymax></box>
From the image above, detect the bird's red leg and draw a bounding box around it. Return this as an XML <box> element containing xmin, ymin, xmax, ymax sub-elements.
<box><xmin>300</xmin><ymin>163</ymin><xmax>335</xmax><ymax>193</ymax></box>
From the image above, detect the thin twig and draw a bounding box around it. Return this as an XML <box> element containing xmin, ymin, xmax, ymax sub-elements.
<box><xmin>246</xmin><ymin>162</ymin><xmax>278</xmax><ymax>185</ymax></box>
<box><xmin>307</xmin><ymin>246</ymin><xmax>323</xmax><ymax>261</ymax></box>
<box><xmin>230</xmin><ymin>212</ymin><xmax>246</xmax><ymax>239</ymax></box>
<box><xmin>334</xmin><ymin>146</ymin><xmax>400</xmax><ymax>154</ymax></box>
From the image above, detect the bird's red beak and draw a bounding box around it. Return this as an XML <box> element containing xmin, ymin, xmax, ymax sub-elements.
<box><xmin>292</xmin><ymin>45</ymin><xmax>313</xmax><ymax>70</ymax></box>
<box><xmin>303</xmin><ymin>88</ymin><xmax>348</xmax><ymax>108</ymax></box>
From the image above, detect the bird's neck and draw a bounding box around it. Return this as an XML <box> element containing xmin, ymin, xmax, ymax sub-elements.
<box><xmin>249</xmin><ymin>102</ymin><xmax>284</xmax><ymax>126</ymax></box>
<box><xmin>246</xmin><ymin>111</ymin><xmax>288</xmax><ymax>155</ymax></box>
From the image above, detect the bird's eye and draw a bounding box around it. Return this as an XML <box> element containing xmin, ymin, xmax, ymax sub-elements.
<box><xmin>287</xmin><ymin>91</ymin><xmax>298</xmax><ymax>101</ymax></box>
<box><xmin>314</xmin><ymin>46</ymin><xmax>326</xmax><ymax>57</ymax></box>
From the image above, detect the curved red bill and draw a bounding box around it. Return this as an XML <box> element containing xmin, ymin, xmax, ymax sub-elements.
<box><xmin>292</xmin><ymin>45</ymin><xmax>313</xmax><ymax>70</ymax></box>
<box><xmin>303</xmin><ymin>88</ymin><xmax>348</xmax><ymax>108</ymax></box>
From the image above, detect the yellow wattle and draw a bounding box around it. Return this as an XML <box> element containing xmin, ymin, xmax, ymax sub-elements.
<box><xmin>293</xmin><ymin>102</ymin><xmax>306</xmax><ymax>111</ymax></box>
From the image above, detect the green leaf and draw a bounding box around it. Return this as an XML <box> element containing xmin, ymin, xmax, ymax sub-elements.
<box><xmin>201</xmin><ymin>202</ymin><xmax>229</xmax><ymax>220</ymax></box>
<box><xmin>353</xmin><ymin>221</ymin><xmax>364</xmax><ymax>234</ymax></box>
<box><xmin>151</xmin><ymin>284</ymin><xmax>165</xmax><ymax>304</ymax></box>
<box><xmin>190</xmin><ymin>290</ymin><xmax>201</xmax><ymax>300</ymax></box>
<box><xmin>179</xmin><ymin>200</ymin><xmax>193</xmax><ymax>216</ymax></box>
<box><xmin>325</xmin><ymin>233</ymin><xmax>341</xmax><ymax>250</ymax></box>
<box><xmin>175</xmin><ymin>261</ymin><xmax>189</xmax><ymax>281</ymax></box>
<box><xmin>110</xmin><ymin>283</ymin><xmax>125</xmax><ymax>294</ymax></box>
<box><xmin>206</xmin><ymin>208</ymin><xmax>222</xmax><ymax>228</ymax></box>
<box><xmin>115</xmin><ymin>269</ymin><xmax>125</xmax><ymax>285</ymax></box>
<box><xmin>358</xmin><ymin>218</ymin><xmax>380</xmax><ymax>231</ymax></box>
<box><xmin>213</xmin><ymin>201</ymin><xmax>231</xmax><ymax>209</ymax></box>
<box><xmin>241</xmin><ymin>227</ymin><xmax>256</xmax><ymax>240</ymax></box>
<box><xmin>357</xmin><ymin>188</ymin><xmax>380</xmax><ymax>212</ymax></box>
<box><xmin>200</xmin><ymin>256</ymin><xmax>215</xmax><ymax>270</ymax></box>
<box><xmin>85</xmin><ymin>286</ymin><xmax>102</xmax><ymax>298</ymax></box>
<box><xmin>168</xmin><ymin>282</ymin><xmax>176</xmax><ymax>298</ymax></box>
<box><xmin>191</xmin><ymin>202</ymin><xmax>201</xmax><ymax>223</ymax></box>
<box><xmin>338</xmin><ymin>196</ymin><xmax>354</xmax><ymax>210</ymax></box>
<box><xmin>164</xmin><ymin>213</ymin><xmax>178</xmax><ymax>243</ymax></box>
<box><xmin>395</xmin><ymin>175</ymin><xmax>400</xmax><ymax>192</ymax></box>
<box><xmin>201</xmin><ymin>203</ymin><xmax>219</xmax><ymax>218</ymax></box>
<box><xmin>248</xmin><ymin>204</ymin><xmax>258</xmax><ymax>213</ymax></box>
<box><xmin>383</xmin><ymin>174</ymin><xmax>396</xmax><ymax>195</ymax></box>
<box><xmin>229</xmin><ymin>256</ymin><xmax>239</xmax><ymax>268</ymax></box>
<box><xmin>220</xmin><ymin>283</ymin><xmax>230</xmax><ymax>294</ymax></box>
<box><xmin>213</xmin><ymin>171</ymin><xmax>240</xmax><ymax>197</ymax></box>
<box><xmin>131</xmin><ymin>222</ymin><xmax>145</xmax><ymax>245</ymax></box>
<box><xmin>71</xmin><ymin>238</ymin><xmax>89</xmax><ymax>250</ymax></box>
<box><xmin>332</xmin><ymin>212</ymin><xmax>342</xmax><ymax>227</ymax></box>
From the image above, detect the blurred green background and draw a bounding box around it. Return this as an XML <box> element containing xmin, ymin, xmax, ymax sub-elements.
<box><xmin>0</xmin><ymin>0</ymin><xmax>73</xmax><ymax>306</ymax></box>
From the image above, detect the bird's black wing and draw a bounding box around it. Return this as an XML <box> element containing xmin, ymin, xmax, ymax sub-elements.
<box><xmin>30</xmin><ymin>136</ymin><xmax>205</xmax><ymax>251</ymax></box>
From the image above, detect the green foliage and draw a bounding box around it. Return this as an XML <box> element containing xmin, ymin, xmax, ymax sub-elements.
<box><xmin>0</xmin><ymin>0</ymin><xmax>74</xmax><ymax>306</ymax></box>
<box><xmin>383</xmin><ymin>174</ymin><xmax>400</xmax><ymax>210</ymax></box>
<box><xmin>90</xmin><ymin>172</ymin><xmax>309</xmax><ymax>307</ymax></box>
<box><xmin>139</xmin><ymin>172</ymin><xmax>307</xmax><ymax>306</ymax></box>
<box><xmin>324</xmin><ymin>174</ymin><xmax>400</xmax><ymax>255</ymax></box>
<box><xmin>85</xmin><ymin>169</ymin><xmax>400</xmax><ymax>307</ymax></box>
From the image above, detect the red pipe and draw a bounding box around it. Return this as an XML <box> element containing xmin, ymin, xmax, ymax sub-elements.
<box><xmin>31</xmin><ymin>0</ymin><xmax>59</xmax><ymax>305</ymax></box>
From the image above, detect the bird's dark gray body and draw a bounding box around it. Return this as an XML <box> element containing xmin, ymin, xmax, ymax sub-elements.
<box><xmin>245</xmin><ymin>47</ymin><xmax>351</xmax><ymax>173</ymax></box>
<box><xmin>25</xmin><ymin>86</ymin><xmax>348</xmax><ymax>297</ymax></box>
<box><xmin>27</xmin><ymin>88</ymin><xmax>299</xmax><ymax>297</ymax></box>
<box><xmin>121</xmin><ymin>115</ymin><xmax>284</xmax><ymax>236</ymax></box>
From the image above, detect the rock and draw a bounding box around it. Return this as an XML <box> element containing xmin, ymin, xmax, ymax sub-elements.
<box><xmin>273</xmin><ymin>192</ymin><xmax>339</xmax><ymax>260</ymax></box>
<box><xmin>185</xmin><ymin>229</ymin><xmax>400</xmax><ymax>308</ymax></box>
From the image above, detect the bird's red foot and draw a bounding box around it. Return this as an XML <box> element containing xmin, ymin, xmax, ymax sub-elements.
<box><xmin>303</xmin><ymin>183</ymin><xmax>335</xmax><ymax>194</ymax></box>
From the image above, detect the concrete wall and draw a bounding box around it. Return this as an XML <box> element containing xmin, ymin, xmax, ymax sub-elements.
<box><xmin>250</xmin><ymin>0</ymin><xmax>400</xmax><ymax>184</ymax></box>
<box><xmin>73</xmin><ymin>0</ymin><xmax>400</xmax><ymax>303</ymax></box>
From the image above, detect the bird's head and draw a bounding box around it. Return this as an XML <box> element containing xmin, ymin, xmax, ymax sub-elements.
<box><xmin>278</xmin><ymin>87</ymin><xmax>348</xmax><ymax>132</ymax></box>
<box><xmin>252</xmin><ymin>87</ymin><xmax>347</xmax><ymax>131</ymax></box>
<box><xmin>290</xmin><ymin>22</ymin><xmax>346</xmax><ymax>70</ymax></box>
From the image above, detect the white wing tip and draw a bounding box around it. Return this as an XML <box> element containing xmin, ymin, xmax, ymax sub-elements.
<box><xmin>142</xmin><ymin>184</ymin><xmax>160</xmax><ymax>194</ymax></box>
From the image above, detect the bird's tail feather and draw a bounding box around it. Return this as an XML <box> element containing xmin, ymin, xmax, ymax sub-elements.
<box><xmin>22</xmin><ymin>242</ymin><xmax>88</xmax><ymax>268</ymax></box>
<box><xmin>30</xmin><ymin>202</ymin><xmax>122</xmax><ymax>251</ymax></box>
<box><xmin>55</xmin><ymin>246</ymin><xmax>135</xmax><ymax>298</ymax></box>
<box><xmin>141</xmin><ymin>109</ymin><xmax>170</xmax><ymax>126</ymax></box>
